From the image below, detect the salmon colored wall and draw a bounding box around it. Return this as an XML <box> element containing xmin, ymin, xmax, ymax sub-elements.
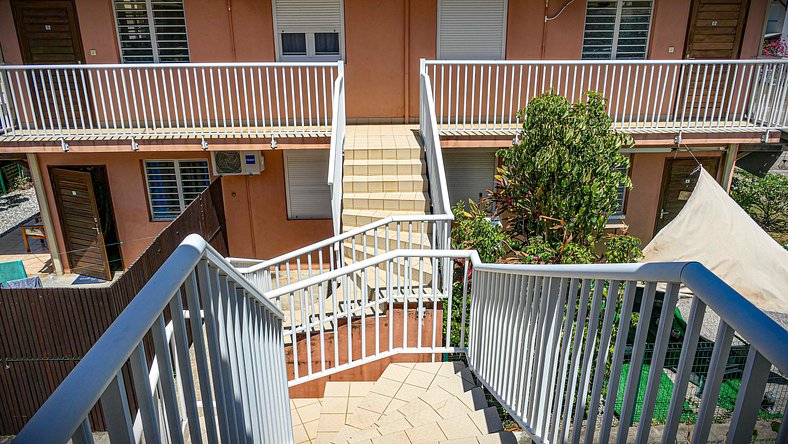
<box><xmin>0</xmin><ymin>0</ymin><xmax>22</xmax><ymax>63</ymax></box>
<box><xmin>648</xmin><ymin>0</ymin><xmax>692</xmax><ymax>59</ymax></box>
<box><xmin>741</xmin><ymin>0</ymin><xmax>770</xmax><ymax>58</ymax></box>
<box><xmin>36</xmin><ymin>151</ymin><xmax>210</xmax><ymax>272</ymax></box>
<box><xmin>407</xmin><ymin>0</ymin><xmax>438</xmax><ymax>120</ymax></box>
<box><xmin>36</xmin><ymin>148</ymin><xmax>331</xmax><ymax>273</ymax></box>
<box><xmin>229</xmin><ymin>0</ymin><xmax>276</xmax><ymax>61</ymax></box>
<box><xmin>184</xmin><ymin>0</ymin><xmax>234</xmax><ymax>62</ymax></box>
<box><xmin>625</xmin><ymin>150</ymin><xmax>724</xmax><ymax>243</ymax></box>
<box><xmin>75</xmin><ymin>0</ymin><xmax>120</xmax><ymax>63</ymax></box>
<box><xmin>221</xmin><ymin>149</ymin><xmax>333</xmax><ymax>260</ymax></box>
<box><xmin>505</xmin><ymin>0</ymin><xmax>546</xmax><ymax>60</ymax></box>
<box><xmin>344</xmin><ymin>0</ymin><xmax>405</xmax><ymax>119</ymax></box>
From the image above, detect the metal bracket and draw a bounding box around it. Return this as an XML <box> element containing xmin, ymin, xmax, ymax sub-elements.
<box><xmin>270</xmin><ymin>137</ymin><xmax>278</xmax><ymax>149</ymax></box>
<box><xmin>674</xmin><ymin>132</ymin><xmax>682</xmax><ymax>146</ymax></box>
<box><xmin>761</xmin><ymin>130</ymin><xmax>771</xmax><ymax>143</ymax></box>
<box><xmin>130</xmin><ymin>137</ymin><xmax>139</xmax><ymax>151</ymax></box>
<box><xmin>60</xmin><ymin>138</ymin><xmax>69</xmax><ymax>152</ymax></box>
<box><xmin>200</xmin><ymin>137</ymin><xmax>209</xmax><ymax>150</ymax></box>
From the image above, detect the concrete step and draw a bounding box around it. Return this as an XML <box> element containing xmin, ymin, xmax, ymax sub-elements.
<box><xmin>342</xmin><ymin>209</ymin><xmax>428</xmax><ymax>229</ymax></box>
<box><xmin>343</xmin><ymin>192</ymin><xmax>431</xmax><ymax>213</ymax></box>
<box><xmin>343</xmin><ymin>175</ymin><xmax>428</xmax><ymax>194</ymax></box>
<box><xmin>345</xmin><ymin>146</ymin><xmax>423</xmax><ymax>161</ymax></box>
<box><xmin>344</xmin><ymin>159</ymin><xmax>427</xmax><ymax>177</ymax></box>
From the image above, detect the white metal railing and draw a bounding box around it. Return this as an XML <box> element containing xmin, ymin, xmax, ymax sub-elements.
<box><xmin>468</xmin><ymin>260</ymin><xmax>788</xmax><ymax>444</ymax></box>
<box><xmin>265</xmin><ymin>249</ymin><xmax>465</xmax><ymax>386</ymax></box>
<box><xmin>0</xmin><ymin>62</ymin><xmax>342</xmax><ymax>140</ymax></box>
<box><xmin>327</xmin><ymin>68</ymin><xmax>346</xmax><ymax>236</ymax></box>
<box><xmin>15</xmin><ymin>238</ymin><xmax>788</xmax><ymax>442</ymax></box>
<box><xmin>13</xmin><ymin>234</ymin><xmax>291</xmax><ymax>444</ymax></box>
<box><xmin>232</xmin><ymin>215</ymin><xmax>452</xmax><ymax>294</ymax></box>
<box><xmin>422</xmin><ymin>59</ymin><xmax>788</xmax><ymax>134</ymax></box>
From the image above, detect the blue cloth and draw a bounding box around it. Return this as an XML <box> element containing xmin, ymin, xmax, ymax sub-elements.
<box><xmin>1</xmin><ymin>276</ymin><xmax>42</xmax><ymax>289</ymax></box>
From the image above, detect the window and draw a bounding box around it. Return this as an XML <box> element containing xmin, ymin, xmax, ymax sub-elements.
<box><xmin>284</xmin><ymin>150</ymin><xmax>331</xmax><ymax>219</ymax></box>
<box><xmin>582</xmin><ymin>0</ymin><xmax>653</xmax><ymax>60</ymax></box>
<box><xmin>144</xmin><ymin>159</ymin><xmax>209</xmax><ymax>221</ymax></box>
<box><xmin>114</xmin><ymin>0</ymin><xmax>190</xmax><ymax>63</ymax></box>
<box><xmin>612</xmin><ymin>157</ymin><xmax>631</xmax><ymax>218</ymax></box>
<box><xmin>272</xmin><ymin>0</ymin><xmax>344</xmax><ymax>61</ymax></box>
<box><xmin>437</xmin><ymin>0</ymin><xmax>507</xmax><ymax>60</ymax></box>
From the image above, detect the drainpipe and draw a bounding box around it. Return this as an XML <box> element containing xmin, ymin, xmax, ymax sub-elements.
<box><xmin>26</xmin><ymin>153</ymin><xmax>64</xmax><ymax>274</ymax></box>
<box><xmin>403</xmin><ymin>0</ymin><xmax>410</xmax><ymax>123</ymax></box>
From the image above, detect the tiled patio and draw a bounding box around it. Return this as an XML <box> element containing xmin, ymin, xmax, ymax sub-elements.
<box><xmin>0</xmin><ymin>228</ymin><xmax>53</xmax><ymax>277</ymax></box>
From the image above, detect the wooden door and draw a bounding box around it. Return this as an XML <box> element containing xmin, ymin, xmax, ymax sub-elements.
<box><xmin>11</xmin><ymin>0</ymin><xmax>87</xmax><ymax>129</ymax></box>
<box><xmin>681</xmin><ymin>0</ymin><xmax>748</xmax><ymax>120</ymax></box>
<box><xmin>50</xmin><ymin>168</ymin><xmax>112</xmax><ymax>281</ymax></box>
<box><xmin>654</xmin><ymin>158</ymin><xmax>720</xmax><ymax>235</ymax></box>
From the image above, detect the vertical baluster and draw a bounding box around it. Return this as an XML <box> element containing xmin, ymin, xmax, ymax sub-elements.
<box><xmin>70</xmin><ymin>419</ymin><xmax>94</xmax><ymax>444</ymax></box>
<box><xmin>691</xmin><ymin>321</ymin><xmax>735</xmax><ymax>444</ymax></box>
<box><xmin>558</xmin><ymin>279</ymin><xmax>592</xmax><ymax>443</ymax></box>
<box><xmin>99</xmin><ymin>373</ymin><xmax>135</xmax><ymax>443</ymax></box>
<box><xmin>151</xmin><ymin>313</ymin><xmax>185</xmax><ymax>444</ymax></box>
<box><xmin>170</xmin><ymin>289</ymin><xmax>203</xmax><ymax>444</ymax></box>
<box><xmin>635</xmin><ymin>282</ymin><xmax>680</xmax><ymax>442</ymax></box>
<box><xmin>548</xmin><ymin>278</ymin><xmax>579</xmax><ymax>444</ymax></box>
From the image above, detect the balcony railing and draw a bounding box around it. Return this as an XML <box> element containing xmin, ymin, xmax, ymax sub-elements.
<box><xmin>12</xmin><ymin>234</ymin><xmax>788</xmax><ymax>443</ymax></box>
<box><xmin>423</xmin><ymin>59</ymin><xmax>788</xmax><ymax>135</ymax></box>
<box><xmin>0</xmin><ymin>62</ymin><xmax>342</xmax><ymax>141</ymax></box>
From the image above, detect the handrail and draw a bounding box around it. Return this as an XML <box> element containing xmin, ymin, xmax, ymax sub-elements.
<box><xmin>0</xmin><ymin>62</ymin><xmax>342</xmax><ymax>140</ymax></box>
<box><xmin>237</xmin><ymin>214</ymin><xmax>453</xmax><ymax>274</ymax></box>
<box><xmin>419</xmin><ymin>69</ymin><xmax>453</xmax><ymax>219</ymax></box>
<box><xmin>14</xmin><ymin>234</ymin><xmax>287</xmax><ymax>443</ymax></box>
<box><xmin>327</xmin><ymin>62</ymin><xmax>346</xmax><ymax>236</ymax></box>
<box><xmin>421</xmin><ymin>58</ymin><xmax>788</xmax><ymax>134</ymax></box>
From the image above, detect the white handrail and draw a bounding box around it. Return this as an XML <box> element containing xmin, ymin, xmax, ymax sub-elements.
<box><xmin>0</xmin><ymin>62</ymin><xmax>341</xmax><ymax>139</ymax></box>
<box><xmin>14</xmin><ymin>234</ymin><xmax>290</xmax><ymax>444</ymax></box>
<box><xmin>327</xmin><ymin>61</ymin><xmax>346</xmax><ymax>236</ymax></box>
<box><xmin>421</xmin><ymin>59</ymin><xmax>788</xmax><ymax>134</ymax></box>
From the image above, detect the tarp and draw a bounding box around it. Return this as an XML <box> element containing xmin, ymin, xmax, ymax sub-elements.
<box><xmin>642</xmin><ymin>167</ymin><xmax>788</xmax><ymax>314</ymax></box>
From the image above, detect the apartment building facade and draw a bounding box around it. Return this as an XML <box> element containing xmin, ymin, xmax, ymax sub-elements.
<box><xmin>0</xmin><ymin>0</ymin><xmax>785</xmax><ymax>279</ymax></box>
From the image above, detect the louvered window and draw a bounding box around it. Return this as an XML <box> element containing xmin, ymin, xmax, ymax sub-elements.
<box><xmin>273</xmin><ymin>0</ymin><xmax>344</xmax><ymax>61</ymax></box>
<box><xmin>114</xmin><ymin>0</ymin><xmax>190</xmax><ymax>63</ymax></box>
<box><xmin>144</xmin><ymin>159</ymin><xmax>210</xmax><ymax>221</ymax></box>
<box><xmin>582</xmin><ymin>0</ymin><xmax>653</xmax><ymax>60</ymax></box>
<box><xmin>438</xmin><ymin>0</ymin><xmax>507</xmax><ymax>60</ymax></box>
<box><xmin>284</xmin><ymin>150</ymin><xmax>331</xmax><ymax>219</ymax></box>
<box><xmin>612</xmin><ymin>156</ymin><xmax>631</xmax><ymax>218</ymax></box>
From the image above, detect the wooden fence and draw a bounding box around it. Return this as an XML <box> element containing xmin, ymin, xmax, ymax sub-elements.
<box><xmin>0</xmin><ymin>177</ymin><xmax>227</xmax><ymax>434</ymax></box>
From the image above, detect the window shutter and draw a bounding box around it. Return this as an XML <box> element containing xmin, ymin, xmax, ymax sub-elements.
<box><xmin>114</xmin><ymin>0</ymin><xmax>190</xmax><ymax>63</ymax></box>
<box><xmin>284</xmin><ymin>150</ymin><xmax>332</xmax><ymax>219</ymax></box>
<box><xmin>443</xmin><ymin>150</ymin><xmax>497</xmax><ymax>206</ymax></box>
<box><xmin>273</xmin><ymin>0</ymin><xmax>342</xmax><ymax>34</ymax></box>
<box><xmin>438</xmin><ymin>0</ymin><xmax>507</xmax><ymax>60</ymax></box>
<box><xmin>583</xmin><ymin>0</ymin><xmax>653</xmax><ymax>60</ymax></box>
<box><xmin>144</xmin><ymin>159</ymin><xmax>209</xmax><ymax>221</ymax></box>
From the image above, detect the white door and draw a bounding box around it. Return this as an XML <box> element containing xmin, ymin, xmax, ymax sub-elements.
<box><xmin>443</xmin><ymin>149</ymin><xmax>497</xmax><ymax>207</ymax></box>
<box><xmin>284</xmin><ymin>149</ymin><xmax>332</xmax><ymax>219</ymax></box>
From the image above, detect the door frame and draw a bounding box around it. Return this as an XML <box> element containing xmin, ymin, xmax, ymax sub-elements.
<box><xmin>653</xmin><ymin>156</ymin><xmax>722</xmax><ymax>236</ymax></box>
<box><xmin>49</xmin><ymin>166</ymin><xmax>119</xmax><ymax>280</ymax></box>
<box><xmin>11</xmin><ymin>0</ymin><xmax>86</xmax><ymax>65</ymax></box>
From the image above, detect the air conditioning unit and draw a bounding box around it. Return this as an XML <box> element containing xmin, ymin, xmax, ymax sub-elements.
<box><xmin>211</xmin><ymin>151</ymin><xmax>264</xmax><ymax>175</ymax></box>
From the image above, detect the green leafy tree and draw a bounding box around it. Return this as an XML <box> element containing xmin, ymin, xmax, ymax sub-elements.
<box><xmin>730</xmin><ymin>168</ymin><xmax>788</xmax><ymax>235</ymax></box>
<box><xmin>490</xmin><ymin>91</ymin><xmax>637</xmax><ymax>262</ymax></box>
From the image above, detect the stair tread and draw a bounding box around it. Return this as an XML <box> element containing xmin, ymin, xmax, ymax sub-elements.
<box><xmin>343</xmin><ymin>174</ymin><xmax>427</xmax><ymax>182</ymax></box>
<box><xmin>344</xmin><ymin>191</ymin><xmax>430</xmax><ymax>200</ymax></box>
<box><xmin>345</xmin><ymin>158</ymin><xmax>425</xmax><ymax>165</ymax></box>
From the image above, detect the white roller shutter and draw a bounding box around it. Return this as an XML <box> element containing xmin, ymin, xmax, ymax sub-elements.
<box><xmin>438</xmin><ymin>0</ymin><xmax>507</xmax><ymax>60</ymax></box>
<box><xmin>443</xmin><ymin>149</ymin><xmax>497</xmax><ymax>206</ymax></box>
<box><xmin>273</xmin><ymin>0</ymin><xmax>342</xmax><ymax>33</ymax></box>
<box><xmin>284</xmin><ymin>150</ymin><xmax>332</xmax><ymax>219</ymax></box>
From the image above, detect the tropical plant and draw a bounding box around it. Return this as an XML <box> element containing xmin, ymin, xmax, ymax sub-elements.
<box><xmin>730</xmin><ymin>168</ymin><xmax>788</xmax><ymax>234</ymax></box>
<box><xmin>489</xmin><ymin>91</ymin><xmax>637</xmax><ymax>262</ymax></box>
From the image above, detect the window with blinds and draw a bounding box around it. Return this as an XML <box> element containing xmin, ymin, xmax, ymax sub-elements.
<box><xmin>272</xmin><ymin>0</ymin><xmax>344</xmax><ymax>61</ymax></box>
<box><xmin>144</xmin><ymin>159</ymin><xmax>210</xmax><ymax>221</ymax></box>
<box><xmin>582</xmin><ymin>0</ymin><xmax>653</xmax><ymax>60</ymax></box>
<box><xmin>437</xmin><ymin>0</ymin><xmax>507</xmax><ymax>60</ymax></box>
<box><xmin>612</xmin><ymin>157</ymin><xmax>631</xmax><ymax>217</ymax></box>
<box><xmin>284</xmin><ymin>150</ymin><xmax>331</xmax><ymax>219</ymax></box>
<box><xmin>114</xmin><ymin>0</ymin><xmax>190</xmax><ymax>63</ymax></box>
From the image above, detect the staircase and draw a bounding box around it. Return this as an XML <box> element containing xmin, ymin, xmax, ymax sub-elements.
<box><xmin>291</xmin><ymin>361</ymin><xmax>522</xmax><ymax>443</ymax></box>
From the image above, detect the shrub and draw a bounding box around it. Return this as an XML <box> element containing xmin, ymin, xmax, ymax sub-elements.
<box><xmin>730</xmin><ymin>168</ymin><xmax>788</xmax><ymax>234</ymax></box>
<box><xmin>490</xmin><ymin>91</ymin><xmax>633</xmax><ymax>251</ymax></box>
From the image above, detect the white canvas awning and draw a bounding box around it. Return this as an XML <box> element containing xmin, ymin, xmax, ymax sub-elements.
<box><xmin>642</xmin><ymin>167</ymin><xmax>788</xmax><ymax>314</ymax></box>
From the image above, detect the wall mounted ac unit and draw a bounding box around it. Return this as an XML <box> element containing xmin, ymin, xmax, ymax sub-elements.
<box><xmin>211</xmin><ymin>151</ymin><xmax>264</xmax><ymax>175</ymax></box>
